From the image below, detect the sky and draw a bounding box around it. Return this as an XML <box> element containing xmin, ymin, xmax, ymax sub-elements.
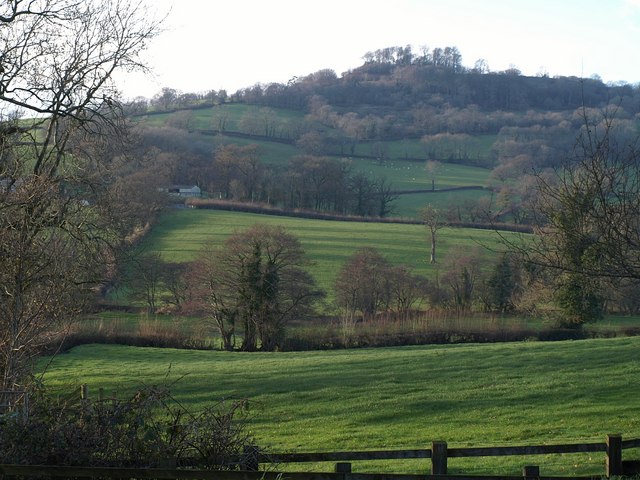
<box><xmin>116</xmin><ymin>0</ymin><xmax>640</xmax><ymax>100</ymax></box>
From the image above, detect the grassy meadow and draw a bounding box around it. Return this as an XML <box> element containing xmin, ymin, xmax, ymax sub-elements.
<box><xmin>139</xmin><ymin>104</ymin><xmax>307</xmax><ymax>132</ymax></box>
<box><xmin>63</xmin><ymin>107</ymin><xmax>639</xmax><ymax>477</ymax></box>
<box><xmin>132</xmin><ymin>209</ymin><xmax>508</xmax><ymax>297</ymax></box>
<box><xmin>41</xmin><ymin>337</ymin><xmax>640</xmax><ymax>476</ymax></box>
<box><xmin>393</xmin><ymin>188</ymin><xmax>492</xmax><ymax>218</ymax></box>
<box><xmin>85</xmin><ymin>107</ymin><xmax>639</xmax><ymax>476</ymax></box>
<box><xmin>348</xmin><ymin>158</ymin><xmax>490</xmax><ymax>190</ymax></box>
<box><xmin>353</xmin><ymin>135</ymin><xmax>496</xmax><ymax>162</ymax></box>
<box><xmin>210</xmin><ymin>139</ymin><xmax>492</xmax><ymax>195</ymax></box>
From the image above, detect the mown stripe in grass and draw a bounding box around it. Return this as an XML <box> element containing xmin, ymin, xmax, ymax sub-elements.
<box><xmin>141</xmin><ymin>209</ymin><xmax>509</xmax><ymax>296</ymax></box>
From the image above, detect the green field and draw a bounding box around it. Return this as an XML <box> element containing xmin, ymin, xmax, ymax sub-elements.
<box><xmin>137</xmin><ymin>209</ymin><xmax>508</xmax><ymax>297</ymax></box>
<box><xmin>393</xmin><ymin>188</ymin><xmax>492</xmax><ymax>218</ymax></box>
<box><xmin>169</xmin><ymin>132</ymin><xmax>492</xmax><ymax>197</ymax></box>
<box><xmin>351</xmin><ymin>135</ymin><xmax>497</xmax><ymax>163</ymax></box>
<box><xmin>347</xmin><ymin>158</ymin><xmax>490</xmax><ymax>191</ymax></box>
<box><xmin>138</xmin><ymin>104</ymin><xmax>307</xmax><ymax>132</ymax></box>
<box><xmin>41</xmin><ymin>337</ymin><xmax>640</xmax><ymax>476</ymax></box>
<box><xmin>218</xmin><ymin>136</ymin><xmax>300</xmax><ymax>164</ymax></box>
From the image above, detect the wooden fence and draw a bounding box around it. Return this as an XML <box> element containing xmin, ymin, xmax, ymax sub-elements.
<box><xmin>251</xmin><ymin>434</ymin><xmax>640</xmax><ymax>477</ymax></box>
<box><xmin>0</xmin><ymin>434</ymin><xmax>638</xmax><ymax>480</ymax></box>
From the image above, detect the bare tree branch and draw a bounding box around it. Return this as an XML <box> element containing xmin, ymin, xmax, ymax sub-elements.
<box><xmin>0</xmin><ymin>0</ymin><xmax>162</xmax><ymax>389</ymax></box>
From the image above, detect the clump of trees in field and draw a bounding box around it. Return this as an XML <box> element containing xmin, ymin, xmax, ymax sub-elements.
<box><xmin>184</xmin><ymin>224</ymin><xmax>324</xmax><ymax>351</ymax></box>
<box><xmin>126</xmin><ymin>177</ymin><xmax>640</xmax><ymax>350</ymax></box>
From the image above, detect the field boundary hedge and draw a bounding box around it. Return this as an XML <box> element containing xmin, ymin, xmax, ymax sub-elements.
<box><xmin>185</xmin><ymin>199</ymin><xmax>533</xmax><ymax>233</ymax></box>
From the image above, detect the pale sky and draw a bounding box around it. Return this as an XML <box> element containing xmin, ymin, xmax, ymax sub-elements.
<box><xmin>116</xmin><ymin>0</ymin><xmax>640</xmax><ymax>100</ymax></box>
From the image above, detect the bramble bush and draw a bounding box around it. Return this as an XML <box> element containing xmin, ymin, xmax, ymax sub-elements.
<box><xmin>0</xmin><ymin>384</ymin><xmax>254</xmax><ymax>468</ymax></box>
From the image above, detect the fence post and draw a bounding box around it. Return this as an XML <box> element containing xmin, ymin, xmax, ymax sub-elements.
<box><xmin>22</xmin><ymin>391</ymin><xmax>29</xmax><ymax>422</ymax></box>
<box><xmin>431</xmin><ymin>440</ymin><xmax>448</xmax><ymax>475</ymax></box>
<box><xmin>80</xmin><ymin>384</ymin><xmax>88</xmax><ymax>411</ymax></box>
<box><xmin>335</xmin><ymin>463</ymin><xmax>352</xmax><ymax>474</ymax></box>
<box><xmin>606</xmin><ymin>434</ymin><xmax>622</xmax><ymax>477</ymax></box>
<box><xmin>242</xmin><ymin>445</ymin><xmax>260</xmax><ymax>471</ymax></box>
<box><xmin>523</xmin><ymin>465</ymin><xmax>540</xmax><ymax>480</ymax></box>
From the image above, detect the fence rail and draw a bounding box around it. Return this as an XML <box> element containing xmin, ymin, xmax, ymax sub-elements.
<box><xmin>255</xmin><ymin>434</ymin><xmax>639</xmax><ymax>478</ymax></box>
<box><xmin>261</xmin><ymin>442</ymin><xmax>610</xmax><ymax>464</ymax></box>
<box><xmin>263</xmin><ymin>449</ymin><xmax>432</xmax><ymax>463</ymax></box>
<box><xmin>0</xmin><ymin>465</ymin><xmax>608</xmax><ymax>480</ymax></box>
<box><xmin>447</xmin><ymin>442</ymin><xmax>607</xmax><ymax>457</ymax></box>
<box><xmin>0</xmin><ymin>435</ymin><xmax>638</xmax><ymax>480</ymax></box>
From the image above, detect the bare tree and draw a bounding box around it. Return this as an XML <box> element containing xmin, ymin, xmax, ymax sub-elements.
<box><xmin>420</xmin><ymin>203</ymin><xmax>446</xmax><ymax>264</ymax></box>
<box><xmin>334</xmin><ymin>248</ymin><xmax>430</xmax><ymax>328</ymax></box>
<box><xmin>334</xmin><ymin>248</ymin><xmax>392</xmax><ymax>321</ymax></box>
<box><xmin>106</xmin><ymin>166</ymin><xmax>170</xmax><ymax>236</ymax></box>
<box><xmin>440</xmin><ymin>247</ymin><xmax>485</xmax><ymax>312</ymax></box>
<box><xmin>387</xmin><ymin>265</ymin><xmax>430</xmax><ymax>321</ymax></box>
<box><xmin>506</xmin><ymin>110</ymin><xmax>640</xmax><ymax>325</ymax></box>
<box><xmin>232</xmin><ymin>144</ymin><xmax>263</xmax><ymax>202</ymax></box>
<box><xmin>185</xmin><ymin>244</ymin><xmax>238</xmax><ymax>351</ymax></box>
<box><xmin>424</xmin><ymin>160</ymin><xmax>441</xmax><ymax>191</ymax></box>
<box><xmin>0</xmin><ymin>0</ymin><xmax>161</xmax><ymax>389</ymax></box>
<box><xmin>375</xmin><ymin>176</ymin><xmax>398</xmax><ymax>218</ymax></box>
<box><xmin>161</xmin><ymin>262</ymin><xmax>189</xmax><ymax>311</ymax></box>
<box><xmin>128</xmin><ymin>252</ymin><xmax>165</xmax><ymax>315</ymax></box>
<box><xmin>187</xmin><ymin>225</ymin><xmax>323</xmax><ymax>351</ymax></box>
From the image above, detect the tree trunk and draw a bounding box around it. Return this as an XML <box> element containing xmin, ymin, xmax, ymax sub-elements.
<box><xmin>430</xmin><ymin>230</ymin><xmax>437</xmax><ymax>264</ymax></box>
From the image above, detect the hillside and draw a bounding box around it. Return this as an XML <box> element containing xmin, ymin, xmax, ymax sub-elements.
<box><xmin>132</xmin><ymin>209</ymin><xmax>509</xmax><ymax>294</ymax></box>
<box><xmin>126</xmin><ymin>48</ymin><xmax>639</xmax><ymax>222</ymax></box>
<box><xmin>131</xmin><ymin>111</ymin><xmax>496</xmax><ymax>219</ymax></box>
<box><xmin>101</xmin><ymin>47</ymin><xmax>640</xmax><ymax>334</ymax></box>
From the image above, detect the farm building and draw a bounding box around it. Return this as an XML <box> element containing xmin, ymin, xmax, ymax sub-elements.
<box><xmin>163</xmin><ymin>185</ymin><xmax>202</xmax><ymax>198</ymax></box>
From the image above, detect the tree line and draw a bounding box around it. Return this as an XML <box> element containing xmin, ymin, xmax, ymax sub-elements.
<box><xmin>233</xmin><ymin>47</ymin><xmax>637</xmax><ymax>113</ymax></box>
<box><xmin>125</xmin><ymin>138</ymin><xmax>399</xmax><ymax>218</ymax></box>
<box><xmin>125</xmin><ymin>43</ymin><xmax>639</xmax><ymax>119</ymax></box>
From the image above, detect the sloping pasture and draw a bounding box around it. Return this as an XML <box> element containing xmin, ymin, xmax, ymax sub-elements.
<box><xmin>41</xmin><ymin>337</ymin><xmax>640</xmax><ymax>476</ymax></box>
<box><xmin>141</xmin><ymin>209</ymin><xmax>508</xmax><ymax>293</ymax></box>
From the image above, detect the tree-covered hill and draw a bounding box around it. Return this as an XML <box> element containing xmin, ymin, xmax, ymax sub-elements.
<box><xmin>245</xmin><ymin>61</ymin><xmax>625</xmax><ymax>114</ymax></box>
<box><xmin>125</xmin><ymin>44</ymin><xmax>640</xmax><ymax>222</ymax></box>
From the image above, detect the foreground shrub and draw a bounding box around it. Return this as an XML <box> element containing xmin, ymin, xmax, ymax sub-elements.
<box><xmin>0</xmin><ymin>385</ymin><xmax>254</xmax><ymax>468</ymax></box>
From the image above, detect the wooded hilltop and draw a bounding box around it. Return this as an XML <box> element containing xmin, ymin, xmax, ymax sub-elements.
<box><xmin>122</xmin><ymin>44</ymin><xmax>640</xmax><ymax>225</ymax></box>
